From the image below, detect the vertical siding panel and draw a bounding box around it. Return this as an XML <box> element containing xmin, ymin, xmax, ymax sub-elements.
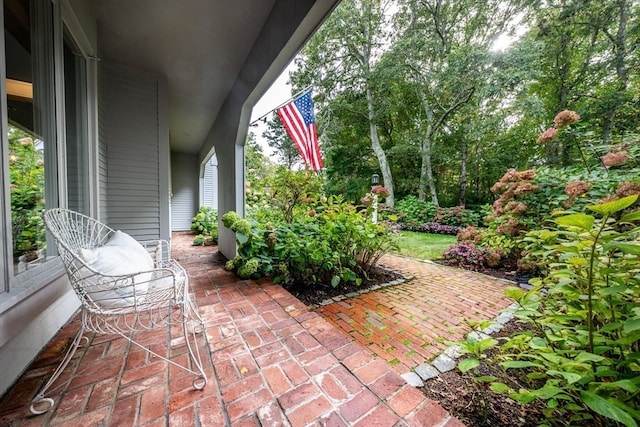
<box><xmin>203</xmin><ymin>156</ymin><xmax>218</xmax><ymax>210</ymax></box>
<box><xmin>170</xmin><ymin>152</ymin><xmax>198</xmax><ymax>231</ymax></box>
<box><xmin>101</xmin><ymin>62</ymin><xmax>163</xmax><ymax>240</ymax></box>
<box><xmin>98</xmin><ymin>62</ymin><xmax>108</xmax><ymax>222</ymax></box>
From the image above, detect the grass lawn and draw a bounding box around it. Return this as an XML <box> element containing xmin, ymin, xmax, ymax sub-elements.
<box><xmin>393</xmin><ymin>231</ymin><xmax>457</xmax><ymax>260</ymax></box>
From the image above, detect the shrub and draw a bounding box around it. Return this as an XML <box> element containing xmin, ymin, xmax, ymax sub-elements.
<box><xmin>9</xmin><ymin>128</ymin><xmax>45</xmax><ymax>259</ymax></box>
<box><xmin>485</xmin><ymin>195</ymin><xmax>640</xmax><ymax>426</ymax></box>
<box><xmin>434</xmin><ymin>205</ymin><xmax>482</xmax><ymax>227</ymax></box>
<box><xmin>456</xmin><ymin>225</ymin><xmax>519</xmax><ymax>270</ymax></box>
<box><xmin>222</xmin><ymin>195</ymin><xmax>397</xmax><ymax>288</ymax></box>
<box><xmin>442</xmin><ymin>242</ymin><xmax>486</xmax><ymax>272</ymax></box>
<box><xmin>191</xmin><ymin>206</ymin><xmax>218</xmax><ymax>245</ymax></box>
<box><xmin>395</xmin><ymin>195</ymin><xmax>437</xmax><ymax>224</ymax></box>
<box><xmin>401</xmin><ymin>222</ymin><xmax>462</xmax><ymax>235</ymax></box>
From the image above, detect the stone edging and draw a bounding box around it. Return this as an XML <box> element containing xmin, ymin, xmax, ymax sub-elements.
<box><xmin>401</xmin><ymin>301</ymin><xmax>520</xmax><ymax>387</ymax></box>
<box><xmin>307</xmin><ymin>266</ymin><xmax>413</xmax><ymax>310</ymax></box>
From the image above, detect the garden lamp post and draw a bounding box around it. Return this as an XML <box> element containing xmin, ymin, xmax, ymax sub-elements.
<box><xmin>371</xmin><ymin>173</ymin><xmax>379</xmax><ymax>224</ymax></box>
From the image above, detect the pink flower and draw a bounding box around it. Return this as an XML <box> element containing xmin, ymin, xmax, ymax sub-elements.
<box><xmin>361</xmin><ymin>196</ymin><xmax>373</xmax><ymax>205</ymax></box>
<box><xmin>371</xmin><ymin>185</ymin><xmax>390</xmax><ymax>198</ymax></box>
<box><xmin>602</xmin><ymin>151</ymin><xmax>628</xmax><ymax>167</ymax></box>
<box><xmin>537</xmin><ymin>127</ymin><xmax>558</xmax><ymax>143</ymax></box>
<box><xmin>553</xmin><ymin>110</ymin><xmax>580</xmax><ymax>128</ymax></box>
<box><xmin>565</xmin><ymin>181</ymin><xmax>591</xmax><ymax>197</ymax></box>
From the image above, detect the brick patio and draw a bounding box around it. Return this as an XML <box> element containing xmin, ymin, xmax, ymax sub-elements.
<box><xmin>317</xmin><ymin>255</ymin><xmax>514</xmax><ymax>375</ymax></box>
<box><xmin>0</xmin><ymin>233</ymin><xmax>512</xmax><ymax>426</ymax></box>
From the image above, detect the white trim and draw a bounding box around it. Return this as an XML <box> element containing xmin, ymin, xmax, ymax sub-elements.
<box><xmin>0</xmin><ymin>2</ymin><xmax>10</xmax><ymax>293</ymax></box>
<box><xmin>86</xmin><ymin>58</ymin><xmax>100</xmax><ymax>218</ymax></box>
<box><xmin>54</xmin><ymin>2</ymin><xmax>68</xmax><ymax>208</ymax></box>
<box><xmin>60</xmin><ymin>0</ymin><xmax>96</xmax><ymax>58</ymax></box>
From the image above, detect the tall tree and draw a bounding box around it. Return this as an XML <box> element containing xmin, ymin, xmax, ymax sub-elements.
<box><xmin>391</xmin><ymin>0</ymin><xmax>527</xmax><ymax>206</ymax></box>
<box><xmin>261</xmin><ymin>115</ymin><xmax>301</xmax><ymax>169</ymax></box>
<box><xmin>528</xmin><ymin>0</ymin><xmax>639</xmax><ymax>161</ymax></box>
<box><xmin>292</xmin><ymin>0</ymin><xmax>397</xmax><ymax>206</ymax></box>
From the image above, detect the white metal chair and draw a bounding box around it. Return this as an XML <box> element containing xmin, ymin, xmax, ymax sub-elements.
<box><xmin>30</xmin><ymin>208</ymin><xmax>208</xmax><ymax>414</ymax></box>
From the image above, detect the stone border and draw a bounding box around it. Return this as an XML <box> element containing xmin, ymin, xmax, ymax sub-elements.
<box><xmin>307</xmin><ymin>266</ymin><xmax>413</xmax><ymax>309</ymax></box>
<box><xmin>401</xmin><ymin>301</ymin><xmax>520</xmax><ymax>387</ymax></box>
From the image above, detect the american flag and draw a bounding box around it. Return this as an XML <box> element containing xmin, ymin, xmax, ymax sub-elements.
<box><xmin>276</xmin><ymin>90</ymin><xmax>323</xmax><ymax>171</ymax></box>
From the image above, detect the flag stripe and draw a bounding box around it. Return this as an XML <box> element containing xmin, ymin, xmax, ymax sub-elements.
<box><xmin>277</xmin><ymin>106</ymin><xmax>310</xmax><ymax>164</ymax></box>
<box><xmin>276</xmin><ymin>90</ymin><xmax>323</xmax><ymax>171</ymax></box>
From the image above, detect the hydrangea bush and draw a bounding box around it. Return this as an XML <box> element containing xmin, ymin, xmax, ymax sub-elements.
<box><xmin>222</xmin><ymin>170</ymin><xmax>397</xmax><ymax>288</ymax></box>
<box><xmin>450</xmin><ymin>111</ymin><xmax>640</xmax><ymax>272</ymax></box>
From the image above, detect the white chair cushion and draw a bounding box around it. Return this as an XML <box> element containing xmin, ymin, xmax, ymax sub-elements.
<box><xmin>79</xmin><ymin>231</ymin><xmax>154</xmax><ymax>307</ymax></box>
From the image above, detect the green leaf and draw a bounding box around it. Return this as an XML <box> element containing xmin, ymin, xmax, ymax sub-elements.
<box><xmin>490</xmin><ymin>382</ymin><xmax>510</xmax><ymax>394</ymax></box>
<box><xmin>568</xmin><ymin>257</ymin><xmax>588</xmax><ymax>266</ymax></box>
<box><xmin>600</xmin><ymin>286</ymin><xmax>628</xmax><ymax>296</ymax></box>
<box><xmin>509</xmin><ymin>390</ymin><xmax>537</xmax><ymax>404</ymax></box>
<box><xmin>475</xmin><ymin>375</ymin><xmax>496</xmax><ymax>383</ymax></box>
<box><xmin>501</xmin><ymin>360</ymin><xmax>542</xmax><ymax>370</ymax></box>
<box><xmin>620</xmin><ymin>210</ymin><xmax>640</xmax><ymax>223</ymax></box>
<box><xmin>575</xmin><ymin>352</ymin><xmax>605</xmax><ymax>363</ymax></box>
<box><xmin>604</xmin><ymin>242</ymin><xmax>640</xmax><ymax>255</ymax></box>
<box><xmin>547</xmin><ymin>369</ymin><xmax>582</xmax><ymax>384</ymax></box>
<box><xmin>330</xmin><ymin>275</ymin><xmax>340</xmax><ymax>287</ymax></box>
<box><xmin>536</xmin><ymin>385</ymin><xmax>563</xmax><ymax>399</ymax></box>
<box><xmin>588</xmin><ymin>195</ymin><xmax>638</xmax><ymax>217</ymax></box>
<box><xmin>580</xmin><ymin>391</ymin><xmax>638</xmax><ymax>427</ymax></box>
<box><xmin>555</xmin><ymin>213</ymin><xmax>594</xmax><ymax>230</ymax></box>
<box><xmin>624</xmin><ymin>319</ymin><xmax>640</xmax><ymax>334</ymax></box>
<box><xmin>530</xmin><ymin>337</ymin><xmax>549</xmax><ymax>349</ymax></box>
<box><xmin>505</xmin><ymin>287</ymin><xmax>527</xmax><ymax>300</ymax></box>
<box><xmin>595</xmin><ymin>380</ymin><xmax>639</xmax><ymax>393</ymax></box>
<box><xmin>458</xmin><ymin>358</ymin><xmax>480</xmax><ymax>373</ymax></box>
<box><xmin>236</xmin><ymin>232</ymin><xmax>249</xmax><ymax>245</ymax></box>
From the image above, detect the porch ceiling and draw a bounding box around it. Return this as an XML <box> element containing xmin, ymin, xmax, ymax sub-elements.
<box><xmin>95</xmin><ymin>0</ymin><xmax>276</xmax><ymax>155</ymax></box>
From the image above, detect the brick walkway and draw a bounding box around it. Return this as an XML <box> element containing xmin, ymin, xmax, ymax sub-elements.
<box><xmin>316</xmin><ymin>255</ymin><xmax>514</xmax><ymax>375</ymax></box>
<box><xmin>0</xmin><ymin>233</ymin><xmax>471</xmax><ymax>426</ymax></box>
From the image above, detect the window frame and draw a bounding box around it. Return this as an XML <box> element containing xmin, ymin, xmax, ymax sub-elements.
<box><xmin>0</xmin><ymin>0</ymin><xmax>96</xmax><ymax>312</ymax></box>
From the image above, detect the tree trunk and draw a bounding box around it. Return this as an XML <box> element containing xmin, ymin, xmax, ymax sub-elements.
<box><xmin>458</xmin><ymin>139</ymin><xmax>467</xmax><ymax>207</ymax></box>
<box><xmin>602</xmin><ymin>0</ymin><xmax>630</xmax><ymax>145</ymax></box>
<box><xmin>418</xmin><ymin>90</ymin><xmax>439</xmax><ymax>207</ymax></box>
<box><xmin>366</xmin><ymin>87</ymin><xmax>394</xmax><ymax>207</ymax></box>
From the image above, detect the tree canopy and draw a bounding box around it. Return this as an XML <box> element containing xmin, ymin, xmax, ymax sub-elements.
<box><xmin>260</xmin><ymin>0</ymin><xmax>639</xmax><ymax>207</ymax></box>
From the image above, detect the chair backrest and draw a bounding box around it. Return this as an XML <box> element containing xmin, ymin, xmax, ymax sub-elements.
<box><xmin>44</xmin><ymin>209</ymin><xmax>114</xmax><ymax>257</ymax></box>
<box><xmin>43</xmin><ymin>209</ymin><xmax>117</xmax><ymax>301</ymax></box>
<box><xmin>44</xmin><ymin>209</ymin><xmax>160</xmax><ymax>311</ymax></box>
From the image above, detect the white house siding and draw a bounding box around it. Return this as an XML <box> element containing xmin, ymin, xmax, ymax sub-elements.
<box><xmin>100</xmin><ymin>62</ymin><xmax>170</xmax><ymax>242</ymax></box>
<box><xmin>202</xmin><ymin>155</ymin><xmax>218</xmax><ymax>210</ymax></box>
<box><xmin>98</xmin><ymin>61</ymin><xmax>109</xmax><ymax>223</ymax></box>
<box><xmin>171</xmin><ymin>152</ymin><xmax>199</xmax><ymax>231</ymax></box>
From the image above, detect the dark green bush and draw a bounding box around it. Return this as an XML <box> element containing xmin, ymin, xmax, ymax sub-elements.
<box><xmin>395</xmin><ymin>195</ymin><xmax>437</xmax><ymax>224</ymax></box>
<box><xmin>191</xmin><ymin>206</ymin><xmax>218</xmax><ymax>245</ymax></box>
<box><xmin>486</xmin><ymin>196</ymin><xmax>639</xmax><ymax>426</ymax></box>
<box><xmin>222</xmin><ymin>195</ymin><xmax>397</xmax><ymax>288</ymax></box>
<box><xmin>9</xmin><ymin>127</ymin><xmax>45</xmax><ymax>259</ymax></box>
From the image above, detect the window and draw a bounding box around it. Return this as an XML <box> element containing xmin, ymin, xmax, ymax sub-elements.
<box><xmin>2</xmin><ymin>0</ymin><xmax>90</xmax><ymax>296</ymax></box>
<box><xmin>64</xmin><ymin>32</ymin><xmax>89</xmax><ymax>214</ymax></box>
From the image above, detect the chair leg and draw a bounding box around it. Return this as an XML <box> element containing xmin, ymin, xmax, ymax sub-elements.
<box><xmin>30</xmin><ymin>326</ymin><xmax>89</xmax><ymax>415</ymax></box>
<box><xmin>183</xmin><ymin>292</ymin><xmax>207</xmax><ymax>390</ymax></box>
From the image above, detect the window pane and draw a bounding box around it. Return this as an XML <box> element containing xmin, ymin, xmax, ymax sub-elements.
<box><xmin>64</xmin><ymin>33</ymin><xmax>88</xmax><ymax>214</ymax></box>
<box><xmin>5</xmin><ymin>0</ymin><xmax>54</xmax><ymax>274</ymax></box>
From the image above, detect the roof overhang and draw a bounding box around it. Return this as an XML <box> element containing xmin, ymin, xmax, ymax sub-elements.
<box><xmin>95</xmin><ymin>0</ymin><xmax>340</xmax><ymax>156</ymax></box>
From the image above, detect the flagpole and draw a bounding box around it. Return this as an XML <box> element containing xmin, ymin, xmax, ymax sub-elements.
<box><xmin>249</xmin><ymin>85</ymin><xmax>312</xmax><ymax>126</ymax></box>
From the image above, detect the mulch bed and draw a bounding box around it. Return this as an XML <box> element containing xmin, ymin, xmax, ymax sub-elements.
<box><xmin>283</xmin><ymin>266</ymin><xmax>404</xmax><ymax>306</ymax></box>
<box><xmin>420</xmin><ymin>320</ymin><xmax>548</xmax><ymax>427</ymax></box>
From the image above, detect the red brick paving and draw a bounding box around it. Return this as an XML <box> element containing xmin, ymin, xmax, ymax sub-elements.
<box><xmin>315</xmin><ymin>255</ymin><xmax>514</xmax><ymax>375</ymax></box>
<box><xmin>0</xmin><ymin>233</ymin><xmax>475</xmax><ymax>426</ymax></box>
